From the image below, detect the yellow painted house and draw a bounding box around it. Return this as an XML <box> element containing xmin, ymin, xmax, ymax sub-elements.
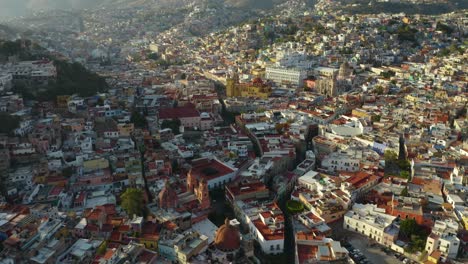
<box><xmin>351</xmin><ymin>109</ymin><xmax>371</xmax><ymax>119</ymax></box>
<box><xmin>83</xmin><ymin>158</ymin><xmax>109</xmax><ymax>170</ymax></box>
<box><xmin>139</xmin><ymin>234</ymin><xmax>159</xmax><ymax>250</ymax></box>
<box><xmin>462</xmin><ymin>214</ymin><xmax>468</xmax><ymax>231</ymax></box>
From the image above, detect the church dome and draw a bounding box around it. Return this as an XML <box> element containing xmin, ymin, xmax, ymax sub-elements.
<box><xmin>214</xmin><ymin>218</ymin><xmax>241</xmax><ymax>252</ymax></box>
<box><xmin>338</xmin><ymin>61</ymin><xmax>351</xmax><ymax>78</ymax></box>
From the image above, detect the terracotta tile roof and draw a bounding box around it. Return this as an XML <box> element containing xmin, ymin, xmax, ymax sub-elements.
<box><xmin>190</xmin><ymin>158</ymin><xmax>235</xmax><ymax>181</ymax></box>
<box><xmin>252</xmin><ymin>218</ymin><xmax>284</xmax><ymax>241</ymax></box>
<box><xmin>87</xmin><ymin>209</ymin><xmax>102</xmax><ymax>221</ymax></box>
<box><xmin>110</xmin><ymin>231</ymin><xmax>122</xmax><ymax>242</ymax></box>
<box><xmin>226</xmin><ymin>180</ymin><xmax>268</xmax><ymax>197</ymax></box>
<box><xmin>118</xmin><ymin>225</ymin><xmax>130</xmax><ymax>232</ymax></box>
<box><xmin>158</xmin><ymin>106</ymin><xmax>199</xmax><ymax>119</ymax></box>
<box><xmin>138</xmin><ymin>250</ymin><xmax>157</xmax><ymax>263</ymax></box>
<box><xmin>85</xmin><ymin>224</ymin><xmax>99</xmax><ymax>232</ymax></box>
<box><xmin>297</xmin><ymin>244</ymin><xmax>318</xmax><ymax>264</ymax></box>
<box><xmin>48</xmin><ymin>186</ymin><xmax>64</xmax><ymax>196</ymax></box>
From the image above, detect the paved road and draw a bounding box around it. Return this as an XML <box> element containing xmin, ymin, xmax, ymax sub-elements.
<box><xmin>349</xmin><ymin>235</ymin><xmax>401</xmax><ymax>264</ymax></box>
<box><xmin>329</xmin><ymin>219</ymin><xmax>401</xmax><ymax>264</ymax></box>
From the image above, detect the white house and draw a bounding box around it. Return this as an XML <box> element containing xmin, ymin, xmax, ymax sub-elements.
<box><xmin>425</xmin><ymin>220</ymin><xmax>460</xmax><ymax>259</ymax></box>
<box><xmin>344</xmin><ymin>203</ymin><xmax>398</xmax><ymax>245</ymax></box>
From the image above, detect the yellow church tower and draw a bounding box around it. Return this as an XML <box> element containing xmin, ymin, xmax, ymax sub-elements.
<box><xmin>226</xmin><ymin>72</ymin><xmax>239</xmax><ymax>97</ymax></box>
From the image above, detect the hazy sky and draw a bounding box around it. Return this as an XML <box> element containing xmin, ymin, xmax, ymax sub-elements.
<box><xmin>0</xmin><ymin>0</ymin><xmax>92</xmax><ymax>19</ymax></box>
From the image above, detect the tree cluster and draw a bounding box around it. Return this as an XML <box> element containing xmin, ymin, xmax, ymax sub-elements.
<box><xmin>0</xmin><ymin>112</ymin><xmax>20</xmax><ymax>135</ymax></box>
<box><xmin>37</xmin><ymin>60</ymin><xmax>109</xmax><ymax>101</ymax></box>
<box><xmin>380</xmin><ymin>70</ymin><xmax>396</xmax><ymax>79</ymax></box>
<box><xmin>399</xmin><ymin>219</ymin><xmax>429</xmax><ymax>253</ymax></box>
<box><xmin>161</xmin><ymin>119</ymin><xmax>181</xmax><ymax>134</ymax></box>
<box><xmin>384</xmin><ymin>150</ymin><xmax>411</xmax><ymax>179</ymax></box>
<box><xmin>435</xmin><ymin>22</ymin><xmax>454</xmax><ymax>34</ymax></box>
<box><xmin>0</xmin><ymin>39</ymin><xmax>45</xmax><ymax>61</ymax></box>
<box><xmin>120</xmin><ymin>188</ymin><xmax>148</xmax><ymax>218</ymax></box>
<box><xmin>438</xmin><ymin>44</ymin><xmax>465</xmax><ymax>57</ymax></box>
<box><xmin>130</xmin><ymin>111</ymin><xmax>147</xmax><ymax>129</ymax></box>
<box><xmin>396</xmin><ymin>25</ymin><xmax>418</xmax><ymax>42</ymax></box>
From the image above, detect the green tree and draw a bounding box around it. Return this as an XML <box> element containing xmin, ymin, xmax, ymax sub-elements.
<box><xmin>436</xmin><ymin>22</ymin><xmax>454</xmax><ymax>34</ymax></box>
<box><xmin>120</xmin><ymin>188</ymin><xmax>146</xmax><ymax>217</ymax></box>
<box><xmin>400</xmin><ymin>219</ymin><xmax>429</xmax><ymax>253</ymax></box>
<box><xmin>161</xmin><ymin>119</ymin><xmax>181</xmax><ymax>134</ymax></box>
<box><xmin>96</xmin><ymin>97</ymin><xmax>105</xmax><ymax>106</ymax></box>
<box><xmin>399</xmin><ymin>170</ymin><xmax>410</xmax><ymax>179</ymax></box>
<box><xmin>147</xmin><ymin>52</ymin><xmax>159</xmax><ymax>60</ymax></box>
<box><xmin>131</xmin><ymin>111</ymin><xmax>147</xmax><ymax>128</ymax></box>
<box><xmin>31</xmin><ymin>60</ymin><xmax>109</xmax><ymax>101</ymax></box>
<box><xmin>62</xmin><ymin>167</ymin><xmax>74</xmax><ymax>178</ymax></box>
<box><xmin>461</xmin><ymin>126</ymin><xmax>468</xmax><ymax>141</ymax></box>
<box><xmin>400</xmin><ymin>186</ymin><xmax>409</xmax><ymax>197</ymax></box>
<box><xmin>380</xmin><ymin>71</ymin><xmax>396</xmax><ymax>79</ymax></box>
<box><xmin>375</xmin><ymin>86</ymin><xmax>384</xmax><ymax>95</ymax></box>
<box><xmin>171</xmin><ymin>160</ymin><xmax>179</xmax><ymax>172</ymax></box>
<box><xmin>399</xmin><ymin>218</ymin><xmax>418</xmax><ymax>238</ymax></box>
<box><xmin>384</xmin><ymin>150</ymin><xmax>398</xmax><ymax>162</ymax></box>
<box><xmin>0</xmin><ymin>112</ymin><xmax>20</xmax><ymax>135</ymax></box>
<box><xmin>397</xmin><ymin>159</ymin><xmax>411</xmax><ymax>172</ymax></box>
<box><xmin>396</xmin><ymin>25</ymin><xmax>418</xmax><ymax>42</ymax></box>
<box><xmin>371</xmin><ymin>115</ymin><xmax>381</xmax><ymax>122</ymax></box>
<box><xmin>96</xmin><ymin>241</ymin><xmax>108</xmax><ymax>255</ymax></box>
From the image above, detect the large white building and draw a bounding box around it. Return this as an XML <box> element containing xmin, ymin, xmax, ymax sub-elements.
<box><xmin>266</xmin><ymin>66</ymin><xmax>307</xmax><ymax>86</ymax></box>
<box><xmin>425</xmin><ymin>220</ymin><xmax>460</xmax><ymax>259</ymax></box>
<box><xmin>328</xmin><ymin>116</ymin><xmax>364</xmax><ymax>137</ymax></box>
<box><xmin>233</xmin><ymin>200</ymin><xmax>285</xmax><ymax>255</ymax></box>
<box><xmin>248</xmin><ymin>205</ymin><xmax>285</xmax><ymax>254</ymax></box>
<box><xmin>0</xmin><ymin>73</ymin><xmax>13</xmax><ymax>92</ymax></box>
<box><xmin>1</xmin><ymin>60</ymin><xmax>56</xmax><ymax>84</ymax></box>
<box><xmin>275</xmin><ymin>50</ymin><xmax>312</xmax><ymax>69</ymax></box>
<box><xmin>321</xmin><ymin>151</ymin><xmax>360</xmax><ymax>173</ymax></box>
<box><xmin>344</xmin><ymin>204</ymin><xmax>399</xmax><ymax>246</ymax></box>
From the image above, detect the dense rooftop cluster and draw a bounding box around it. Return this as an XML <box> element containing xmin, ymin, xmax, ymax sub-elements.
<box><xmin>0</xmin><ymin>0</ymin><xmax>466</xmax><ymax>264</ymax></box>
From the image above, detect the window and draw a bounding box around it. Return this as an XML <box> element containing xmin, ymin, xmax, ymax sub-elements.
<box><xmin>277</xmin><ymin>245</ymin><xmax>280</xmax><ymax>250</ymax></box>
<box><xmin>270</xmin><ymin>245</ymin><xmax>274</xmax><ymax>251</ymax></box>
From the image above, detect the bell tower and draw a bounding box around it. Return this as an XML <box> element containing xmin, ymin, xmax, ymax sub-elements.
<box><xmin>187</xmin><ymin>169</ymin><xmax>196</xmax><ymax>192</ymax></box>
<box><xmin>226</xmin><ymin>72</ymin><xmax>239</xmax><ymax>97</ymax></box>
<box><xmin>197</xmin><ymin>178</ymin><xmax>210</xmax><ymax>210</ymax></box>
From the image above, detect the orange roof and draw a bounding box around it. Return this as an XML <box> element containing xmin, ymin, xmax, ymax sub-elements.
<box><xmin>110</xmin><ymin>231</ymin><xmax>122</xmax><ymax>242</ymax></box>
<box><xmin>226</xmin><ymin>180</ymin><xmax>268</xmax><ymax>198</ymax></box>
<box><xmin>297</xmin><ymin>244</ymin><xmax>318</xmax><ymax>264</ymax></box>
<box><xmin>118</xmin><ymin>225</ymin><xmax>130</xmax><ymax>232</ymax></box>
<box><xmin>103</xmin><ymin>249</ymin><xmax>114</xmax><ymax>260</ymax></box>
<box><xmin>189</xmin><ymin>158</ymin><xmax>235</xmax><ymax>181</ymax></box>
<box><xmin>296</xmin><ymin>231</ymin><xmax>324</xmax><ymax>241</ymax></box>
<box><xmin>252</xmin><ymin>218</ymin><xmax>284</xmax><ymax>241</ymax></box>
<box><xmin>87</xmin><ymin>209</ymin><xmax>102</xmax><ymax>221</ymax></box>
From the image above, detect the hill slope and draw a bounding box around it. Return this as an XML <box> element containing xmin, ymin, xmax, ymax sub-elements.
<box><xmin>0</xmin><ymin>0</ymin><xmax>301</xmax><ymax>19</ymax></box>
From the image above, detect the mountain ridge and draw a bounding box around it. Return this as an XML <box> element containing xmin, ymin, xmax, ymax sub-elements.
<box><xmin>0</xmin><ymin>0</ymin><xmax>298</xmax><ymax>19</ymax></box>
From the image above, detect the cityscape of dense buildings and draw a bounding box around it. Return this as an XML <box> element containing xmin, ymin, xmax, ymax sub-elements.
<box><xmin>0</xmin><ymin>0</ymin><xmax>466</xmax><ymax>264</ymax></box>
